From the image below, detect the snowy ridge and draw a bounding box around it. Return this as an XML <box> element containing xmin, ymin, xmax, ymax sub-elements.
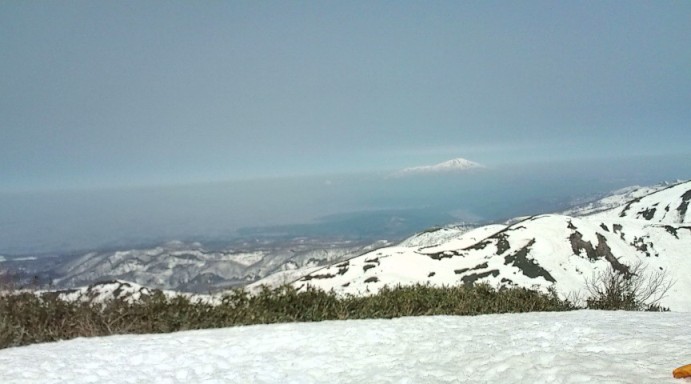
<box><xmin>392</xmin><ymin>157</ymin><xmax>484</xmax><ymax>177</ymax></box>
<box><xmin>38</xmin><ymin>280</ymin><xmax>217</xmax><ymax>305</ymax></box>
<box><xmin>562</xmin><ymin>183</ymin><xmax>671</xmax><ymax>217</ymax></box>
<box><xmin>1</xmin><ymin>311</ymin><xmax>689</xmax><ymax>383</ymax></box>
<box><xmin>397</xmin><ymin>224</ymin><xmax>476</xmax><ymax>248</ymax></box>
<box><xmin>293</xmin><ymin>180</ymin><xmax>691</xmax><ymax>311</ymax></box>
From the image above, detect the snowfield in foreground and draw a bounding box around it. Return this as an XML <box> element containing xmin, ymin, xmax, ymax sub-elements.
<box><xmin>1</xmin><ymin>311</ymin><xmax>689</xmax><ymax>384</ymax></box>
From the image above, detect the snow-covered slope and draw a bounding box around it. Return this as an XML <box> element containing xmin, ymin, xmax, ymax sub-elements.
<box><xmin>1</xmin><ymin>311</ymin><xmax>688</xmax><ymax>383</ymax></box>
<box><xmin>293</xmin><ymin>180</ymin><xmax>691</xmax><ymax>311</ymax></box>
<box><xmin>590</xmin><ymin>181</ymin><xmax>691</xmax><ymax>224</ymax></box>
<box><xmin>392</xmin><ymin>157</ymin><xmax>484</xmax><ymax>177</ymax></box>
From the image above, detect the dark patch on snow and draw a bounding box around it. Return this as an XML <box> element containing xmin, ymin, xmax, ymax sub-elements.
<box><xmin>632</xmin><ymin>237</ymin><xmax>651</xmax><ymax>257</ymax></box>
<box><xmin>461</xmin><ymin>270</ymin><xmax>499</xmax><ymax>286</ymax></box>
<box><xmin>428</xmin><ymin>272</ymin><xmax>436</xmax><ymax>277</ymax></box>
<box><xmin>474</xmin><ymin>262</ymin><xmax>489</xmax><ymax>269</ymax></box>
<box><xmin>426</xmin><ymin>251</ymin><xmax>456</xmax><ymax>261</ymax></box>
<box><xmin>664</xmin><ymin>226</ymin><xmax>680</xmax><ymax>239</ymax></box>
<box><xmin>306</xmin><ymin>258</ymin><xmax>327</xmax><ymax>267</ymax></box>
<box><xmin>454</xmin><ymin>262</ymin><xmax>489</xmax><ymax>275</ymax></box>
<box><xmin>363</xmin><ymin>264</ymin><xmax>376</xmax><ymax>273</ymax></box>
<box><xmin>569</xmin><ymin>231</ymin><xmax>630</xmax><ymax>275</ymax></box>
<box><xmin>567</xmin><ymin>221</ymin><xmax>577</xmax><ymax>230</ymax></box>
<box><xmin>500</xmin><ymin>278</ymin><xmax>514</xmax><ymax>285</ymax></box>
<box><xmin>466</xmin><ymin>240</ymin><xmax>491</xmax><ymax>251</ymax></box>
<box><xmin>174</xmin><ymin>253</ymin><xmax>204</xmax><ymax>261</ymax></box>
<box><xmin>677</xmin><ymin>189</ymin><xmax>691</xmax><ymax>220</ymax></box>
<box><xmin>364</xmin><ymin>257</ymin><xmax>380</xmax><ymax>265</ymax></box>
<box><xmin>664</xmin><ymin>225</ymin><xmax>691</xmax><ymax>238</ymax></box>
<box><xmin>418</xmin><ymin>226</ymin><xmax>443</xmax><ymax>235</ymax></box>
<box><xmin>638</xmin><ymin>207</ymin><xmax>657</xmax><ymax>220</ymax></box>
<box><xmin>494</xmin><ymin>234</ymin><xmax>510</xmax><ymax>255</ymax></box>
<box><xmin>503</xmin><ymin>239</ymin><xmax>556</xmax><ymax>283</ymax></box>
<box><xmin>341</xmin><ymin>282</ymin><xmax>350</xmax><ymax>287</ymax></box>
<box><xmin>597</xmin><ymin>234</ymin><xmax>631</xmax><ymax>275</ymax></box>
<box><xmin>301</xmin><ymin>273</ymin><xmax>336</xmax><ymax>281</ymax></box>
<box><xmin>619</xmin><ymin>197</ymin><xmax>643</xmax><ymax>217</ymax></box>
<box><xmin>336</xmin><ymin>262</ymin><xmax>350</xmax><ymax>276</ymax></box>
<box><xmin>569</xmin><ymin>231</ymin><xmax>597</xmax><ymax>260</ymax></box>
<box><xmin>364</xmin><ymin>277</ymin><xmax>379</xmax><ymax>283</ymax></box>
<box><xmin>600</xmin><ymin>223</ymin><xmax>609</xmax><ymax>232</ymax></box>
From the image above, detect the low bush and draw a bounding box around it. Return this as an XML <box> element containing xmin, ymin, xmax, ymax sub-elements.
<box><xmin>584</xmin><ymin>261</ymin><xmax>673</xmax><ymax>311</ymax></box>
<box><xmin>0</xmin><ymin>283</ymin><xmax>574</xmax><ymax>350</ymax></box>
<box><xmin>1</xmin><ymin>258</ymin><xmax>674</xmax><ymax>350</ymax></box>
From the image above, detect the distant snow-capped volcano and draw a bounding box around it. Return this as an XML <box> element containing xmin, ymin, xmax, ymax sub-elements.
<box><xmin>393</xmin><ymin>158</ymin><xmax>484</xmax><ymax>177</ymax></box>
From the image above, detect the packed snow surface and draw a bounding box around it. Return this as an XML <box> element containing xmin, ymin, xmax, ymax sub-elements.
<box><xmin>1</xmin><ymin>311</ymin><xmax>689</xmax><ymax>383</ymax></box>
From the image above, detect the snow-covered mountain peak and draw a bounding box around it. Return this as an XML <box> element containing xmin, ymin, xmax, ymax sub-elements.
<box><xmin>392</xmin><ymin>157</ymin><xmax>484</xmax><ymax>177</ymax></box>
<box><xmin>292</xmin><ymin>179</ymin><xmax>691</xmax><ymax>311</ymax></box>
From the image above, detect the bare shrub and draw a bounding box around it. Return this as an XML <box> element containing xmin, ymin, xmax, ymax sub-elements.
<box><xmin>585</xmin><ymin>260</ymin><xmax>674</xmax><ymax>311</ymax></box>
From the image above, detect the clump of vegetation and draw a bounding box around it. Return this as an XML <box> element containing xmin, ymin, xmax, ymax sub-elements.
<box><xmin>0</xmin><ymin>259</ymin><xmax>674</xmax><ymax>350</ymax></box>
<box><xmin>584</xmin><ymin>261</ymin><xmax>673</xmax><ymax>311</ymax></box>
<box><xmin>0</xmin><ymin>283</ymin><xmax>574</xmax><ymax>350</ymax></box>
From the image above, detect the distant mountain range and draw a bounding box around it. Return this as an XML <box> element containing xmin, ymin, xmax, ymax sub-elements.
<box><xmin>45</xmin><ymin>239</ymin><xmax>390</xmax><ymax>293</ymax></box>
<box><xmin>291</xmin><ymin>180</ymin><xmax>691</xmax><ymax>311</ymax></box>
<box><xmin>391</xmin><ymin>157</ymin><xmax>484</xmax><ymax>177</ymax></box>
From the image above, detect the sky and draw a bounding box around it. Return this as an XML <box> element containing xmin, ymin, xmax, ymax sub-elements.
<box><xmin>1</xmin><ymin>1</ymin><xmax>690</xmax><ymax>191</ymax></box>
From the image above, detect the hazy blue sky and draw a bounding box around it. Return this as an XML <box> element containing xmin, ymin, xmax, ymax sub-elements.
<box><xmin>2</xmin><ymin>1</ymin><xmax>690</xmax><ymax>191</ymax></box>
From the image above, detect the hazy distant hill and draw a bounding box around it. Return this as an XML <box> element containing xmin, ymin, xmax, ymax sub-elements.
<box><xmin>46</xmin><ymin>238</ymin><xmax>390</xmax><ymax>293</ymax></box>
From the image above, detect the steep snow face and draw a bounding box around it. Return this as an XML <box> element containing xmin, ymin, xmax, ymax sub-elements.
<box><xmin>1</xmin><ymin>311</ymin><xmax>688</xmax><ymax>383</ymax></box>
<box><xmin>294</xmin><ymin>180</ymin><xmax>691</xmax><ymax>311</ymax></box>
<box><xmin>392</xmin><ymin>157</ymin><xmax>484</xmax><ymax>176</ymax></box>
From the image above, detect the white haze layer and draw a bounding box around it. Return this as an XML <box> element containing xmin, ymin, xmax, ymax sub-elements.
<box><xmin>0</xmin><ymin>156</ymin><xmax>688</xmax><ymax>255</ymax></box>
